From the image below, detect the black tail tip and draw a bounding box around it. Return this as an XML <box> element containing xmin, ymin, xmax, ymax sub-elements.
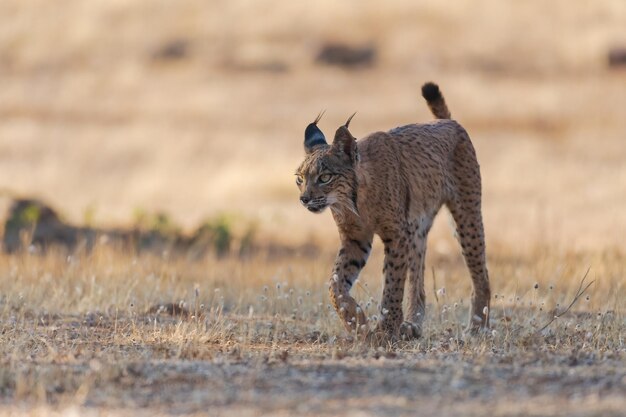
<box><xmin>421</xmin><ymin>82</ymin><xmax>442</xmax><ymax>102</ymax></box>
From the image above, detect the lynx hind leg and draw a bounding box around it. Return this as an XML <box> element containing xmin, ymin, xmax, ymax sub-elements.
<box><xmin>448</xmin><ymin>200</ymin><xmax>490</xmax><ymax>331</ymax></box>
<box><xmin>448</xmin><ymin>139</ymin><xmax>491</xmax><ymax>331</ymax></box>
<box><xmin>403</xmin><ymin>219</ymin><xmax>432</xmax><ymax>339</ymax></box>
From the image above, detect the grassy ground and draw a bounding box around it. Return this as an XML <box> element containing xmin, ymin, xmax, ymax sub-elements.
<box><xmin>0</xmin><ymin>244</ymin><xmax>624</xmax><ymax>416</ymax></box>
<box><xmin>0</xmin><ymin>0</ymin><xmax>625</xmax><ymax>415</ymax></box>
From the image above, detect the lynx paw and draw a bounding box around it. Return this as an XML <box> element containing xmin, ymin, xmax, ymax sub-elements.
<box><xmin>399</xmin><ymin>321</ymin><xmax>422</xmax><ymax>340</ymax></box>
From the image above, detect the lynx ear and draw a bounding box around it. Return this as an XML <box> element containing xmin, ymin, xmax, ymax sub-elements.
<box><xmin>304</xmin><ymin>111</ymin><xmax>327</xmax><ymax>153</ymax></box>
<box><xmin>332</xmin><ymin>113</ymin><xmax>358</xmax><ymax>162</ymax></box>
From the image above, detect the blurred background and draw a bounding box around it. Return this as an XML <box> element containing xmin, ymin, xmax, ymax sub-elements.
<box><xmin>0</xmin><ymin>0</ymin><xmax>624</xmax><ymax>253</ymax></box>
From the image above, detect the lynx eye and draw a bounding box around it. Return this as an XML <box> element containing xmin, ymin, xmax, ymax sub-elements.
<box><xmin>318</xmin><ymin>173</ymin><xmax>333</xmax><ymax>184</ymax></box>
<box><xmin>295</xmin><ymin>175</ymin><xmax>304</xmax><ymax>186</ymax></box>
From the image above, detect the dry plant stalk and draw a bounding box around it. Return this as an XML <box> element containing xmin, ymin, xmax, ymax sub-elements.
<box><xmin>536</xmin><ymin>267</ymin><xmax>595</xmax><ymax>333</ymax></box>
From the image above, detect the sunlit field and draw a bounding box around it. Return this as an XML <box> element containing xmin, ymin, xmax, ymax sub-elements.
<box><xmin>0</xmin><ymin>0</ymin><xmax>625</xmax><ymax>415</ymax></box>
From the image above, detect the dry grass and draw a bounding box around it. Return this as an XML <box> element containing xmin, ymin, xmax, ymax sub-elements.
<box><xmin>0</xmin><ymin>0</ymin><xmax>625</xmax><ymax>415</ymax></box>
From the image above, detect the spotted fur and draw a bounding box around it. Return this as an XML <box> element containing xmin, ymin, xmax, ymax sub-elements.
<box><xmin>295</xmin><ymin>82</ymin><xmax>491</xmax><ymax>339</ymax></box>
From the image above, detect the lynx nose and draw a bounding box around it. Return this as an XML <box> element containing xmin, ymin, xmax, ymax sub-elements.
<box><xmin>300</xmin><ymin>196</ymin><xmax>311</xmax><ymax>205</ymax></box>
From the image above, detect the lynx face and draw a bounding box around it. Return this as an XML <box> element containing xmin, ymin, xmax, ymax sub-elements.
<box><xmin>295</xmin><ymin>147</ymin><xmax>357</xmax><ymax>214</ymax></box>
<box><xmin>296</xmin><ymin>114</ymin><xmax>359</xmax><ymax>215</ymax></box>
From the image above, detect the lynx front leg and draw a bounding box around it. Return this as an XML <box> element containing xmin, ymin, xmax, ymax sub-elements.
<box><xmin>376</xmin><ymin>235</ymin><xmax>410</xmax><ymax>336</ymax></box>
<box><xmin>328</xmin><ymin>236</ymin><xmax>373</xmax><ymax>332</ymax></box>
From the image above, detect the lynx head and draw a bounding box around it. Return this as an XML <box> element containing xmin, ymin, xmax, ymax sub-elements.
<box><xmin>295</xmin><ymin>112</ymin><xmax>359</xmax><ymax>214</ymax></box>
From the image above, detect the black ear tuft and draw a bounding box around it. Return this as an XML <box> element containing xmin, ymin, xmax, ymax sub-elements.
<box><xmin>344</xmin><ymin>112</ymin><xmax>357</xmax><ymax>128</ymax></box>
<box><xmin>304</xmin><ymin>111</ymin><xmax>327</xmax><ymax>153</ymax></box>
<box><xmin>421</xmin><ymin>82</ymin><xmax>442</xmax><ymax>102</ymax></box>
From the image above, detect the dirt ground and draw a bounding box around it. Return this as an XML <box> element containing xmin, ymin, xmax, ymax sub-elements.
<box><xmin>5</xmin><ymin>350</ymin><xmax>626</xmax><ymax>417</ymax></box>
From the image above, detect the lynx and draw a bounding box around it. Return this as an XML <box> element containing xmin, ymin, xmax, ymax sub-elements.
<box><xmin>295</xmin><ymin>82</ymin><xmax>490</xmax><ymax>339</ymax></box>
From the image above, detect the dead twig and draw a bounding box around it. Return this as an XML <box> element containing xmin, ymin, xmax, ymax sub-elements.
<box><xmin>432</xmin><ymin>266</ymin><xmax>439</xmax><ymax>303</ymax></box>
<box><xmin>536</xmin><ymin>267</ymin><xmax>594</xmax><ymax>334</ymax></box>
<box><xmin>355</xmin><ymin>279</ymin><xmax>373</xmax><ymax>299</ymax></box>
